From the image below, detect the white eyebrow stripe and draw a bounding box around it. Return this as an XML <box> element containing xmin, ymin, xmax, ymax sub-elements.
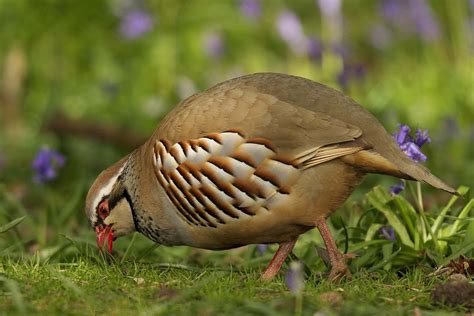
<box><xmin>90</xmin><ymin>164</ymin><xmax>125</xmax><ymax>224</ymax></box>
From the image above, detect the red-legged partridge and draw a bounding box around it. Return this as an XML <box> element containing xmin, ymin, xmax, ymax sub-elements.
<box><xmin>86</xmin><ymin>73</ymin><xmax>457</xmax><ymax>281</ymax></box>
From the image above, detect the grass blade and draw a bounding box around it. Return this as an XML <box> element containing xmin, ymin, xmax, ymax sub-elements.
<box><xmin>0</xmin><ymin>276</ymin><xmax>26</xmax><ymax>313</ymax></box>
<box><xmin>0</xmin><ymin>216</ymin><xmax>26</xmax><ymax>233</ymax></box>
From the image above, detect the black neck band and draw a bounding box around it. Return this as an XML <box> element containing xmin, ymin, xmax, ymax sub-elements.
<box><xmin>123</xmin><ymin>189</ymin><xmax>140</xmax><ymax>232</ymax></box>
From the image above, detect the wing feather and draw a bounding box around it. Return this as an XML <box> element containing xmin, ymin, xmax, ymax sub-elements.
<box><xmin>153</xmin><ymin>132</ymin><xmax>299</xmax><ymax>227</ymax></box>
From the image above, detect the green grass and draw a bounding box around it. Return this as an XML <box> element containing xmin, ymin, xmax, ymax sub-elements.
<box><xmin>0</xmin><ymin>256</ymin><xmax>468</xmax><ymax>316</ymax></box>
<box><xmin>0</xmin><ymin>183</ymin><xmax>472</xmax><ymax>315</ymax></box>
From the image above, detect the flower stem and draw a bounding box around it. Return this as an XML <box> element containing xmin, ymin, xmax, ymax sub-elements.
<box><xmin>416</xmin><ymin>182</ymin><xmax>440</xmax><ymax>251</ymax></box>
<box><xmin>294</xmin><ymin>291</ymin><xmax>303</xmax><ymax>316</ymax></box>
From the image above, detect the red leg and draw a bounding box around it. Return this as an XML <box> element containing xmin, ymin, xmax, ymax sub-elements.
<box><xmin>315</xmin><ymin>218</ymin><xmax>352</xmax><ymax>282</ymax></box>
<box><xmin>260</xmin><ymin>240</ymin><xmax>297</xmax><ymax>281</ymax></box>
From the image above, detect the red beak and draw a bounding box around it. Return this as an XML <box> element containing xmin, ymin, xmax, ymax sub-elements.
<box><xmin>95</xmin><ymin>225</ymin><xmax>114</xmax><ymax>253</ymax></box>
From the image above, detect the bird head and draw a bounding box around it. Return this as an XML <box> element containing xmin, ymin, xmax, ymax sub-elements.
<box><xmin>85</xmin><ymin>156</ymin><xmax>135</xmax><ymax>253</ymax></box>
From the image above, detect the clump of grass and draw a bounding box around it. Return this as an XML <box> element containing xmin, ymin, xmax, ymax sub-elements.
<box><xmin>0</xmin><ymin>178</ymin><xmax>472</xmax><ymax>314</ymax></box>
<box><xmin>339</xmin><ymin>183</ymin><xmax>473</xmax><ymax>272</ymax></box>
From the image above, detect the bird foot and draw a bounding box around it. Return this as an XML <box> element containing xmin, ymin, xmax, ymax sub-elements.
<box><xmin>328</xmin><ymin>252</ymin><xmax>354</xmax><ymax>282</ymax></box>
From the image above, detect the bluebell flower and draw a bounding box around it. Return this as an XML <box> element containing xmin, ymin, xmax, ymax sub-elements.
<box><xmin>337</xmin><ymin>63</ymin><xmax>366</xmax><ymax>88</ymax></box>
<box><xmin>415</xmin><ymin>128</ymin><xmax>431</xmax><ymax>147</ymax></box>
<box><xmin>380</xmin><ymin>226</ymin><xmax>396</xmax><ymax>241</ymax></box>
<box><xmin>240</xmin><ymin>0</ymin><xmax>261</xmax><ymax>21</ymax></box>
<box><xmin>307</xmin><ymin>37</ymin><xmax>323</xmax><ymax>62</ymax></box>
<box><xmin>400</xmin><ymin>142</ymin><xmax>427</xmax><ymax>162</ymax></box>
<box><xmin>285</xmin><ymin>261</ymin><xmax>304</xmax><ymax>295</ymax></box>
<box><xmin>32</xmin><ymin>148</ymin><xmax>65</xmax><ymax>183</ymax></box>
<box><xmin>119</xmin><ymin>9</ymin><xmax>154</xmax><ymax>40</ymax></box>
<box><xmin>256</xmin><ymin>244</ymin><xmax>268</xmax><ymax>255</ymax></box>
<box><xmin>394</xmin><ymin>124</ymin><xmax>411</xmax><ymax>145</ymax></box>
<box><xmin>275</xmin><ymin>10</ymin><xmax>308</xmax><ymax>55</ymax></box>
<box><xmin>203</xmin><ymin>30</ymin><xmax>225</xmax><ymax>58</ymax></box>
<box><xmin>409</xmin><ymin>0</ymin><xmax>440</xmax><ymax>41</ymax></box>
<box><xmin>380</xmin><ymin>0</ymin><xmax>440</xmax><ymax>42</ymax></box>
<box><xmin>381</xmin><ymin>0</ymin><xmax>406</xmax><ymax>23</ymax></box>
<box><xmin>393</xmin><ymin>124</ymin><xmax>429</xmax><ymax>162</ymax></box>
<box><xmin>389</xmin><ymin>182</ymin><xmax>405</xmax><ymax>195</ymax></box>
<box><xmin>317</xmin><ymin>0</ymin><xmax>341</xmax><ymax>18</ymax></box>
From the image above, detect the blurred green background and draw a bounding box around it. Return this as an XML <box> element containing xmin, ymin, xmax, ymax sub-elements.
<box><xmin>0</xmin><ymin>0</ymin><xmax>472</xmax><ymax>254</ymax></box>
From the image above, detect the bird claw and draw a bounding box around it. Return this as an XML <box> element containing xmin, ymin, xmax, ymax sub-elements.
<box><xmin>327</xmin><ymin>252</ymin><xmax>355</xmax><ymax>282</ymax></box>
<box><xmin>328</xmin><ymin>263</ymin><xmax>352</xmax><ymax>282</ymax></box>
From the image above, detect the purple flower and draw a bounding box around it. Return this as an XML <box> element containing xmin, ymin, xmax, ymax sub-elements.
<box><xmin>394</xmin><ymin>124</ymin><xmax>411</xmax><ymax>145</ymax></box>
<box><xmin>400</xmin><ymin>142</ymin><xmax>427</xmax><ymax>162</ymax></box>
<box><xmin>389</xmin><ymin>182</ymin><xmax>405</xmax><ymax>195</ymax></box>
<box><xmin>204</xmin><ymin>30</ymin><xmax>225</xmax><ymax>58</ymax></box>
<box><xmin>240</xmin><ymin>0</ymin><xmax>261</xmax><ymax>20</ymax></box>
<box><xmin>276</xmin><ymin>10</ymin><xmax>303</xmax><ymax>42</ymax></box>
<box><xmin>119</xmin><ymin>9</ymin><xmax>154</xmax><ymax>40</ymax></box>
<box><xmin>409</xmin><ymin>0</ymin><xmax>440</xmax><ymax>41</ymax></box>
<box><xmin>380</xmin><ymin>226</ymin><xmax>396</xmax><ymax>241</ymax></box>
<box><xmin>256</xmin><ymin>244</ymin><xmax>268</xmax><ymax>255</ymax></box>
<box><xmin>393</xmin><ymin>124</ymin><xmax>430</xmax><ymax>162</ymax></box>
<box><xmin>275</xmin><ymin>10</ymin><xmax>308</xmax><ymax>55</ymax></box>
<box><xmin>380</xmin><ymin>0</ymin><xmax>440</xmax><ymax>42</ymax></box>
<box><xmin>32</xmin><ymin>148</ymin><xmax>65</xmax><ymax>183</ymax></box>
<box><xmin>307</xmin><ymin>37</ymin><xmax>323</xmax><ymax>62</ymax></box>
<box><xmin>337</xmin><ymin>63</ymin><xmax>366</xmax><ymax>88</ymax></box>
<box><xmin>381</xmin><ymin>0</ymin><xmax>405</xmax><ymax>22</ymax></box>
<box><xmin>317</xmin><ymin>0</ymin><xmax>341</xmax><ymax>18</ymax></box>
<box><xmin>285</xmin><ymin>261</ymin><xmax>304</xmax><ymax>295</ymax></box>
<box><xmin>415</xmin><ymin>129</ymin><xmax>431</xmax><ymax>147</ymax></box>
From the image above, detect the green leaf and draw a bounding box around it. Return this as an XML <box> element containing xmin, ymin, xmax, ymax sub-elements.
<box><xmin>440</xmin><ymin>241</ymin><xmax>474</xmax><ymax>266</ymax></box>
<box><xmin>348</xmin><ymin>239</ymin><xmax>392</xmax><ymax>253</ymax></box>
<box><xmin>461</xmin><ymin>219</ymin><xmax>474</xmax><ymax>248</ymax></box>
<box><xmin>367</xmin><ymin>188</ymin><xmax>414</xmax><ymax>248</ymax></box>
<box><xmin>0</xmin><ymin>216</ymin><xmax>26</xmax><ymax>234</ymax></box>
<box><xmin>368</xmin><ymin>246</ymin><xmax>402</xmax><ymax>272</ymax></box>
<box><xmin>394</xmin><ymin>196</ymin><xmax>417</xmax><ymax>241</ymax></box>
<box><xmin>365</xmin><ymin>223</ymin><xmax>384</xmax><ymax>241</ymax></box>
<box><xmin>382</xmin><ymin>243</ymin><xmax>394</xmax><ymax>270</ymax></box>
<box><xmin>432</xmin><ymin>186</ymin><xmax>469</xmax><ymax>234</ymax></box>
<box><xmin>449</xmin><ymin>198</ymin><xmax>474</xmax><ymax>235</ymax></box>
<box><xmin>353</xmin><ymin>247</ymin><xmax>378</xmax><ymax>268</ymax></box>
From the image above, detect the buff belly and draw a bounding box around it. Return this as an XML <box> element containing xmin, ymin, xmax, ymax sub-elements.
<box><xmin>182</xmin><ymin>160</ymin><xmax>365</xmax><ymax>250</ymax></box>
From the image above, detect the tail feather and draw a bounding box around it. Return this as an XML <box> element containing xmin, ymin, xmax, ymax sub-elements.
<box><xmin>342</xmin><ymin>150</ymin><xmax>458</xmax><ymax>195</ymax></box>
<box><xmin>400</xmin><ymin>162</ymin><xmax>459</xmax><ymax>195</ymax></box>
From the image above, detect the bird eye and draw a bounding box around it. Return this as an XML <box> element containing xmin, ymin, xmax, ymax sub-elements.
<box><xmin>97</xmin><ymin>200</ymin><xmax>110</xmax><ymax>219</ymax></box>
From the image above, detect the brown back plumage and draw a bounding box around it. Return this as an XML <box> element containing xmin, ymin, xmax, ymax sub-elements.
<box><xmin>151</xmin><ymin>72</ymin><xmax>456</xmax><ymax>194</ymax></box>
